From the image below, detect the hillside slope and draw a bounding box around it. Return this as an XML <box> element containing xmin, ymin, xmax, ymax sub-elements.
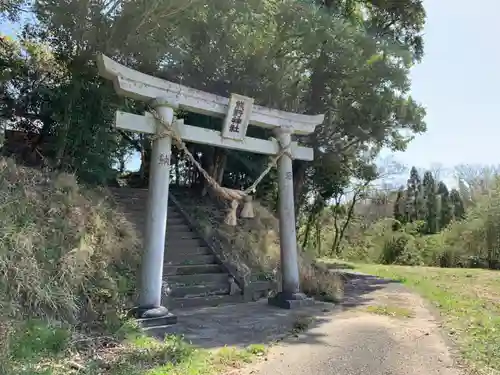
<box><xmin>0</xmin><ymin>157</ymin><xmax>143</xmax><ymax>373</ymax></box>
<box><xmin>0</xmin><ymin>159</ymin><xmax>275</xmax><ymax>375</ymax></box>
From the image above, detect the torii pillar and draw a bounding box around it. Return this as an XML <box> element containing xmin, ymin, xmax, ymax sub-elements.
<box><xmin>268</xmin><ymin>127</ymin><xmax>307</xmax><ymax>308</ymax></box>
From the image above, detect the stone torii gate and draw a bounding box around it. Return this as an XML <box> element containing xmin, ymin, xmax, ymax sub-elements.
<box><xmin>97</xmin><ymin>54</ymin><xmax>324</xmax><ymax>323</ymax></box>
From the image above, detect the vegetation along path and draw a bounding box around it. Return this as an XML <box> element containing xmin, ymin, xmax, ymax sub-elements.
<box><xmin>240</xmin><ymin>272</ymin><xmax>463</xmax><ymax>375</ymax></box>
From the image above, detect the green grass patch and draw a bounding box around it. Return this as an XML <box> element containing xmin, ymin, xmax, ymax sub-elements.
<box><xmin>364</xmin><ymin>304</ymin><xmax>414</xmax><ymax>318</ymax></box>
<box><xmin>316</xmin><ymin>258</ymin><xmax>356</xmax><ymax>270</ymax></box>
<box><xmin>354</xmin><ymin>264</ymin><xmax>500</xmax><ymax>375</ymax></box>
<box><xmin>4</xmin><ymin>319</ymin><xmax>266</xmax><ymax>375</ymax></box>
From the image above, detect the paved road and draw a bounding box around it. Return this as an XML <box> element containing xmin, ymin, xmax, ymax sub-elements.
<box><xmin>240</xmin><ymin>275</ymin><xmax>464</xmax><ymax>375</ymax></box>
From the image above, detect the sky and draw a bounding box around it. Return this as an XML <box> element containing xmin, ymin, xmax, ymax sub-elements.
<box><xmin>2</xmin><ymin>1</ymin><xmax>499</xmax><ymax>176</ymax></box>
<box><xmin>383</xmin><ymin>0</ymin><xmax>500</xmax><ymax>171</ymax></box>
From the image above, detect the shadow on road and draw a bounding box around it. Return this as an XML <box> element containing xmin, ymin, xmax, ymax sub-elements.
<box><xmin>154</xmin><ymin>272</ymin><xmax>403</xmax><ymax>350</ymax></box>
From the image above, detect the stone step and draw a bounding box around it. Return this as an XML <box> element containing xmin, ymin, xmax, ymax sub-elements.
<box><xmin>136</xmin><ymin>314</ymin><xmax>177</xmax><ymax>328</ymax></box>
<box><xmin>165</xmin><ymin>246</ymin><xmax>212</xmax><ymax>257</ymax></box>
<box><xmin>164</xmin><ymin>254</ymin><xmax>217</xmax><ymax>265</ymax></box>
<box><xmin>168</xmin><ymin>283</ymin><xmax>230</xmax><ymax>298</ymax></box>
<box><xmin>166</xmin><ymin>217</ymin><xmax>186</xmax><ymax>226</ymax></box>
<box><xmin>163</xmin><ymin>264</ymin><xmax>224</xmax><ymax>276</ymax></box>
<box><xmin>167</xmin><ymin>223</ymin><xmax>193</xmax><ymax>232</ymax></box>
<box><xmin>166</xmin><ymin>238</ymin><xmax>203</xmax><ymax>248</ymax></box>
<box><xmin>167</xmin><ymin>272</ymin><xmax>229</xmax><ymax>286</ymax></box>
<box><xmin>169</xmin><ymin>294</ymin><xmax>243</xmax><ymax>309</ymax></box>
<box><xmin>165</xmin><ymin>230</ymin><xmax>198</xmax><ymax>240</ymax></box>
<box><xmin>167</xmin><ymin>211</ymin><xmax>183</xmax><ymax>218</ymax></box>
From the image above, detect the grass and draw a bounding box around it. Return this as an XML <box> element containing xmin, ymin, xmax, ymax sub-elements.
<box><xmin>315</xmin><ymin>258</ymin><xmax>356</xmax><ymax>270</ymax></box>
<box><xmin>0</xmin><ymin>158</ymin><xmax>140</xmax><ymax>323</ymax></box>
<box><xmin>364</xmin><ymin>304</ymin><xmax>414</xmax><ymax>318</ymax></box>
<box><xmin>355</xmin><ymin>263</ymin><xmax>500</xmax><ymax>375</ymax></box>
<box><xmin>3</xmin><ymin>319</ymin><xmax>265</xmax><ymax>374</ymax></box>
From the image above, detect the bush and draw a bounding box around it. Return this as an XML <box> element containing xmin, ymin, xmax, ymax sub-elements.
<box><xmin>380</xmin><ymin>231</ymin><xmax>417</xmax><ymax>265</ymax></box>
<box><xmin>438</xmin><ymin>179</ymin><xmax>500</xmax><ymax>269</ymax></box>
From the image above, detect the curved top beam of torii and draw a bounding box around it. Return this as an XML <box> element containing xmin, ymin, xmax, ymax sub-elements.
<box><xmin>97</xmin><ymin>54</ymin><xmax>324</xmax><ymax>135</ymax></box>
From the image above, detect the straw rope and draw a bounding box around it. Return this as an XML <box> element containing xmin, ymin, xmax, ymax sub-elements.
<box><xmin>147</xmin><ymin>106</ymin><xmax>292</xmax><ymax>204</ymax></box>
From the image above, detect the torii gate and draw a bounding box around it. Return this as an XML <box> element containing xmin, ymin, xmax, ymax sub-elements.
<box><xmin>97</xmin><ymin>54</ymin><xmax>324</xmax><ymax>323</ymax></box>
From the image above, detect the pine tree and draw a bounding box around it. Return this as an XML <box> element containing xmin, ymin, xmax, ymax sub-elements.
<box><xmin>405</xmin><ymin>166</ymin><xmax>422</xmax><ymax>222</ymax></box>
<box><xmin>422</xmin><ymin>171</ymin><xmax>438</xmax><ymax>233</ymax></box>
<box><xmin>393</xmin><ymin>187</ymin><xmax>405</xmax><ymax>229</ymax></box>
<box><xmin>437</xmin><ymin>181</ymin><xmax>453</xmax><ymax>229</ymax></box>
<box><xmin>450</xmin><ymin>189</ymin><xmax>466</xmax><ymax>220</ymax></box>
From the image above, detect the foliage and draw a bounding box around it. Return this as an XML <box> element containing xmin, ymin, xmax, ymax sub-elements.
<box><xmin>1</xmin><ymin>0</ymin><xmax>427</xmax><ymax>208</ymax></box>
<box><xmin>334</xmin><ymin>174</ymin><xmax>500</xmax><ymax>270</ymax></box>
<box><xmin>0</xmin><ymin>0</ymin><xmax>28</xmax><ymax>21</ymax></box>
<box><xmin>391</xmin><ymin>166</ymin><xmax>464</xmax><ymax>234</ymax></box>
<box><xmin>0</xmin><ymin>34</ymin><xmax>127</xmax><ymax>184</ymax></box>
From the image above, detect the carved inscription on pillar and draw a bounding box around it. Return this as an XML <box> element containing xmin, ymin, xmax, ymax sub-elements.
<box><xmin>158</xmin><ymin>153</ymin><xmax>170</xmax><ymax>166</ymax></box>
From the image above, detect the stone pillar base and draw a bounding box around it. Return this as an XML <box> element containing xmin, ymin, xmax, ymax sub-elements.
<box><xmin>268</xmin><ymin>292</ymin><xmax>315</xmax><ymax>309</ymax></box>
<box><xmin>131</xmin><ymin>305</ymin><xmax>178</xmax><ymax>328</ymax></box>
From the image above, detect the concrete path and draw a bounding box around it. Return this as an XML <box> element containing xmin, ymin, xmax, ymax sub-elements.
<box><xmin>238</xmin><ymin>275</ymin><xmax>463</xmax><ymax>375</ymax></box>
<box><xmin>161</xmin><ymin>273</ymin><xmax>464</xmax><ymax>375</ymax></box>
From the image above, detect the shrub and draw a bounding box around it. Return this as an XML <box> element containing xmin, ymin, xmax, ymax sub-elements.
<box><xmin>439</xmin><ymin>179</ymin><xmax>500</xmax><ymax>269</ymax></box>
<box><xmin>379</xmin><ymin>231</ymin><xmax>415</xmax><ymax>265</ymax></box>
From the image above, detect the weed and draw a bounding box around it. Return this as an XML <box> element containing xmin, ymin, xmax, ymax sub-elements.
<box><xmin>364</xmin><ymin>305</ymin><xmax>414</xmax><ymax>318</ymax></box>
<box><xmin>292</xmin><ymin>314</ymin><xmax>314</xmax><ymax>332</ymax></box>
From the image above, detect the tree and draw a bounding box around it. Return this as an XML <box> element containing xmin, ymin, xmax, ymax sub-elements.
<box><xmin>450</xmin><ymin>188</ymin><xmax>465</xmax><ymax>220</ymax></box>
<box><xmin>0</xmin><ymin>0</ymin><xmax>28</xmax><ymax>21</ymax></box>
<box><xmin>1</xmin><ymin>0</ymin><xmax>428</xmax><ymax>232</ymax></box>
<box><xmin>454</xmin><ymin>164</ymin><xmax>500</xmax><ymax>204</ymax></box>
<box><xmin>404</xmin><ymin>166</ymin><xmax>422</xmax><ymax>222</ymax></box>
<box><xmin>437</xmin><ymin>181</ymin><xmax>453</xmax><ymax>229</ymax></box>
<box><xmin>422</xmin><ymin>171</ymin><xmax>438</xmax><ymax>233</ymax></box>
<box><xmin>393</xmin><ymin>187</ymin><xmax>405</xmax><ymax>228</ymax></box>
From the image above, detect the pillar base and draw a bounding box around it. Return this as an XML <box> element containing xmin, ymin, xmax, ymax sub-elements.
<box><xmin>131</xmin><ymin>305</ymin><xmax>177</xmax><ymax>328</ymax></box>
<box><xmin>268</xmin><ymin>292</ymin><xmax>315</xmax><ymax>309</ymax></box>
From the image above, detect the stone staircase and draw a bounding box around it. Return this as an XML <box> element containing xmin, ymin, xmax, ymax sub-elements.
<box><xmin>110</xmin><ymin>187</ymin><xmax>246</xmax><ymax>310</ymax></box>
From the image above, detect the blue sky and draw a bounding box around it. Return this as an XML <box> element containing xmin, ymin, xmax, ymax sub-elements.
<box><xmin>384</xmin><ymin>0</ymin><xmax>499</xmax><ymax>170</ymax></box>
<box><xmin>2</xmin><ymin>1</ymin><xmax>498</xmax><ymax>175</ymax></box>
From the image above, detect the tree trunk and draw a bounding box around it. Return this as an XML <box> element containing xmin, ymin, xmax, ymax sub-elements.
<box><xmin>293</xmin><ymin>160</ymin><xmax>307</xmax><ymax>215</ymax></box>
<box><xmin>301</xmin><ymin>210</ymin><xmax>316</xmax><ymax>249</ymax></box>
<box><xmin>139</xmin><ymin>136</ymin><xmax>152</xmax><ymax>187</ymax></box>
<box><xmin>214</xmin><ymin>149</ymin><xmax>227</xmax><ymax>185</ymax></box>
<box><xmin>315</xmin><ymin>219</ymin><xmax>322</xmax><ymax>255</ymax></box>
<box><xmin>174</xmin><ymin>150</ymin><xmax>180</xmax><ymax>186</ymax></box>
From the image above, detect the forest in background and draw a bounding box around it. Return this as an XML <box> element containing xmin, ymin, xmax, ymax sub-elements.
<box><xmin>304</xmin><ymin>163</ymin><xmax>500</xmax><ymax>270</ymax></box>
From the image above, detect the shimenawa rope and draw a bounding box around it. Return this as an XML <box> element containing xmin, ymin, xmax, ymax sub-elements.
<box><xmin>147</xmin><ymin>106</ymin><xmax>292</xmax><ymax>226</ymax></box>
